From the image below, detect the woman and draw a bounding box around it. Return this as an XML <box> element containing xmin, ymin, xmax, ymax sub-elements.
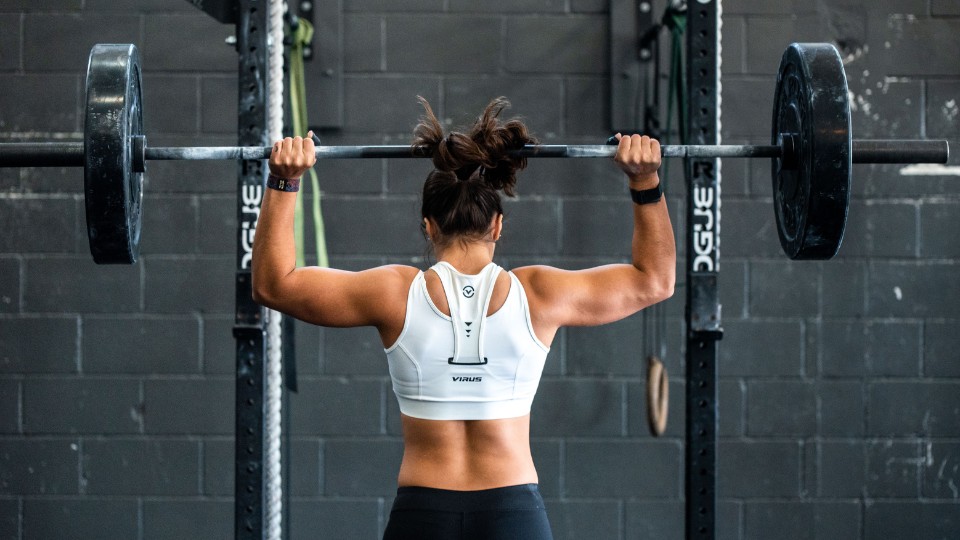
<box><xmin>252</xmin><ymin>97</ymin><xmax>675</xmax><ymax>540</ymax></box>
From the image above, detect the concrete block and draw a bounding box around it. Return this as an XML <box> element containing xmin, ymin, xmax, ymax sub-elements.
<box><xmin>718</xmin><ymin>441</ymin><xmax>800</xmax><ymax>497</ymax></box>
<box><xmin>624</xmin><ymin>500</ymin><xmax>683</xmax><ymax>540</ymax></box>
<box><xmin>869</xmin><ymin>381</ymin><xmax>960</xmax><ymax>436</ymax></box>
<box><xmin>83</xmin><ymin>316</ymin><xmax>200</xmax><ymax>374</ymax></box>
<box><xmin>140</xmin><ymin>134</ymin><xmax>236</xmax><ymax>194</ymax></box>
<box><xmin>0</xmin><ymin>499</ymin><xmax>16</xmax><ymax>540</ymax></box>
<box><xmin>744</xmin><ymin>502</ymin><xmax>861</xmax><ymax>540</ymax></box>
<box><xmin>289</xmin><ymin>378</ymin><xmax>383</xmax><ymax>435</ymax></box>
<box><xmin>343</xmin><ymin>75</ymin><xmax>440</xmax><ymax>133</ymax></box>
<box><xmin>718</xmin><ymin>199</ymin><xmax>783</xmax><ymax>258</ymax></box>
<box><xmin>199</xmin><ymin>75</ymin><xmax>238</xmax><ymax>134</ymax></box>
<box><xmin>0</xmin><ymin>379</ymin><xmax>18</xmax><ymax>433</ymax></box>
<box><xmin>499</xmin><ymin>198</ymin><xmax>562</xmax><ymax>257</ymax></box>
<box><xmin>315</xmin><ymin>155</ymin><xmax>384</xmax><ymax>195</ymax></box>
<box><xmin>0</xmin><ymin>317</ymin><xmax>78</xmax><ymax>373</ymax></box>
<box><xmin>548</xmin><ymin>500</ymin><xmax>621</xmax><ymax>540</ymax></box>
<box><xmin>747</xmin><ymin>380</ymin><xmax>816</xmax><ymax>437</ymax></box>
<box><xmin>0</xmin><ymin>74</ymin><xmax>80</xmax><ymax>132</ymax></box>
<box><xmin>142</xmin><ymin>75</ymin><xmax>198</xmax><ymax>135</ymax></box>
<box><xmin>868</xmin><ymin>262</ymin><xmax>960</xmax><ymax>318</ymax></box>
<box><xmin>24</xmin><ymin>257</ymin><xmax>140</xmax><ymax>313</ymax></box>
<box><xmin>566</xmin><ymin>315</ymin><xmax>644</xmax><ymax>376</ymax></box>
<box><xmin>23</xmin><ymin>377</ymin><xmax>141</xmax><ymax>434</ymax></box>
<box><xmin>924</xmin><ymin>321</ymin><xmax>960</xmax><ymax>377</ymax></box>
<box><xmin>564</xmin><ymin>76</ymin><xmax>608</xmax><ymax>137</ymax></box>
<box><xmin>565</xmin><ymin>440</ymin><xmax>681</xmax><ymax>497</ymax></box>
<box><xmin>344</xmin><ymin>0</ymin><xmax>442</xmax><ymax>11</ymax></box>
<box><xmin>871</xmin><ymin>14</ymin><xmax>960</xmax><ymax>77</ymax></box>
<box><xmin>0</xmin><ymin>14</ymin><xmax>19</xmax><ymax>71</ymax></box>
<box><xmin>143</xmin><ymin>257</ymin><xmax>234</xmax><ymax>314</ymax></box>
<box><xmin>142</xmin><ymin>15</ymin><xmax>235</xmax><ymax>72</ymax></box>
<box><xmin>385</xmin><ymin>15</ymin><xmax>500</xmax><ymax>73</ymax></box>
<box><xmin>822</xmin><ymin>262</ymin><xmax>865</xmax><ymax>317</ymax></box>
<box><xmin>444</xmin><ymin>76</ymin><xmax>564</xmax><ymax>138</ymax></box>
<box><xmin>198</xmin><ymin>195</ymin><xmax>235</xmax><ymax>255</ymax></box>
<box><xmin>841</xmin><ymin>201</ymin><xmax>917</xmax><ymax>258</ymax></box>
<box><xmin>0</xmin><ymin>198</ymin><xmax>77</xmax><ymax>254</ymax></box>
<box><xmin>142</xmin><ymin>499</ymin><xmax>232</xmax><ymax>540</ymax></box>
<box><xmin>926</xmin><ymin>80</ymin><xmax>960</xmax><ymax>140</ymax></box>
<box><xmin>867</xmin><ymin>440</ymin><xmax>920</xmax><ymax>497</ymax></box>
<box><xmin>201</xmin><ymin>316</ymin><xmax>235</xmax><ymax>375</ymax></box>
<box><xmin>23</xmin><ymin>13</ymin><xmax>139</xmax><ymax>71</ymax></box>
<box><xmin>324</xmin><ymin>438</ymin><xmax>402</xmax><ymax>496</ymax></box>
<box><xmin>561</xmin><ymin>198</ymin><xmax>633</xmax><ymax>256</ymax></box>
<box><xmin>201</xmin><ymin>437</ymin><xmax>232</xmax><ymax>496</ymax></box>
<box><xmin>324</xmin><ymin>326</ymin><xmax>384</xmax><ymax>375</ymax></box>
<box><xmin>932</xmin><ymin>0</ymin><xmax>960</xmax><ymax>15</ymax></box>
<box><xmin>343</xmin><ymin>14</ymin><xmax>382</xmax><ymax>72</ymax></box>
<box><xmin>518</xmin><ymin>159</ymin><xmax>623</xmax><ymax>197</ymax></box>
<box><xmin>849</xmin><ymin>77</ymin><xmax>922</xmax><ymax>139</ymax></box>
<box><xmin>23</xmin><ymin>498</ymin><xmax>138</xmax><ymax>539</ymax></box>
<box><xmin>0</xmin><ymin>439</ymin><xmax>77</xmax><ymax>495</ymax></box>
<box><xmin>449</xmin><ymin>0</ymin><xmax>565</xmax><ymax>12</ymax></box>
<box><xmin>866</xmin><ymin>320</ymin><xmax>920</xmax><ymax>376</ymax></box>
<box><xmin>922</xmin><ymin>441</ymin><xmax>960</xmax><ymax>499</ymax></box>
<box><xmin>321</xmin><ymin>196</ymin><xmax>423</xmax><ymax>256</ymax></box>
<box><xmin>531</xmin><ymin>378</ymin><xmax>623</xmax><ymax>437</ymax></box>
<box><xmin>921</xmin><ymin>202</ymin><xmax>960</xmax><ymax>258</ymax></box>
<box><xmin>143</xmin><ymin>378</ymin><xmax>232</xmax><ymax>434</ymax></box>
<box><xmin>818</xmin><ymin>440</ymin><xmax>865</xmax><ymax>497</ymax></box>
<box><xmin>718</xmin><ymin>319</ymin><xmax>803</xmax><ymax>376</ymax></box>
<box><xmin>818</xmin><ymin>380</ymin><xmax>865</xmax><ymax>437</ymax></box>
<box><xmin>505</xmin><ymin>15</ymin><xmax>608</xmax><ymax>74</ymax></box>
<box><xmin>718</xmin><ymin>500</ymin><xmax>743</xmax><ymax>540</ymax></box>
<box><xmin>139</xmin><ymin>195</ymin><xmax>199</xmax><ymax>256</ymax></box>
<box><xmin>386</xmin><ymin>158</ymin><xmax>430</xmax><ymax>195</ymax></box>
<box><xmin>748</xmin><ymin>260</ymin><xmax>820</xmax><ymax>317</ymax></box>
<box><xmin>720</xmin><ymin>17</ymin><xmax>746</xmax><ymax>76</ymax></box>
<box><xmin>820</xmin><ymin>321</ymin><xmax>866</xmax><ymax>377</ymax></box>
<box><xmin>865</xmin><ymin>501</ymin><xmax>960</xmax><ymax>539</ymax></box>
<box><xmin>290</xmin><ymin>499</ymin><xmax>381</xmax><ymax>540</ymax></box>
<box><xmin>717</xmin><ymin>78</ymin><xmax>772</xmax><ymax>139</ymax></box>
<box><xmin>83</xmin><ymin>438</ymin><xmax>200</xmax><ymax>495</ymax></box>
<box><xmin>85</xmin><ymin>0</ymin><xmax>198</xmax><ymax>11</ymax></box>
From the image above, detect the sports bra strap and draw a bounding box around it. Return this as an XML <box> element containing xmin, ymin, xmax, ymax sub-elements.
<box><xmin>431</xmin><ymin>262</ymin><xmax>502</xmax><ymax>366</ymax></box>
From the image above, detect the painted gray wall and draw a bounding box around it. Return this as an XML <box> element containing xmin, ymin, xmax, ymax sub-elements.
<box><xmin>1</xmin><ymin>0</ymin><xmax>958</xmax><ymax>538</ymax></box>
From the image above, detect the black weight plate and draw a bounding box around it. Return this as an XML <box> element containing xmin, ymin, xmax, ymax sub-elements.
<box><xmin>84</xmin><ymin>43</ymin><xmax>144</xmax><ymax>264</ymax></box>
<box><xmin>771</xmin><ymin>43</ymin><xmax>851</xmax><ymax>260</ymax></box>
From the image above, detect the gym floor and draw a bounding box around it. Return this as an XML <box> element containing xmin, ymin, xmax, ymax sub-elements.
<box><xmin>0</xmin><ymin>1</ymin><xmax>958</xmax><ymax>539</ymax></box>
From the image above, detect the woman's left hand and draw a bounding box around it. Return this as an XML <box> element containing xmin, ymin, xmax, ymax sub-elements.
<box><xmin>269</xmin><ymin>131</ymin><xmax>317</xmax><ymax>179</ymax></box>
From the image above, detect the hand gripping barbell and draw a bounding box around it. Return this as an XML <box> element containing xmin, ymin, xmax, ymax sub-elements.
<box><xmin>0</xmin><ymin>43</ymin><xmax>950</xmax><ymax>264</ymax></box>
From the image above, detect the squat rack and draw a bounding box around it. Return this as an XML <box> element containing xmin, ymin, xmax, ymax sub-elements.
<box><xmin>207</xmin><ymin>1</ymin><xmax>723</xmax><ymax>538</ymax></box>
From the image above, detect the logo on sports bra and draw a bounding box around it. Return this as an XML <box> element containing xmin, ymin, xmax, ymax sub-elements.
<box><xmin>462</xmin><ymin>285</ymin><xmax>475</xmax><ymax>298</ymax></box>
<box><xmin>452</xmin><ymin>376</ymin><xmax>482</xmax><ymax>382</ymax></box>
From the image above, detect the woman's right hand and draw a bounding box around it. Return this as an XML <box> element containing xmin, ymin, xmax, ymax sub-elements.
<box><xmin>269</xmin><ymin>131</ymin><xmax>317</xmax><ymax>179</ymax></box>
<box><xmin>612</xmin><ymin>133</ymin><xmax>661</xmax><ymax>188</ymax></box>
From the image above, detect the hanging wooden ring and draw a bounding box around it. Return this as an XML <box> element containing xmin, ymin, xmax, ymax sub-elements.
<box><xmin>646</xmin><ymin>355</ymin><xmax>669</xmax><ymax>437</ymax></box>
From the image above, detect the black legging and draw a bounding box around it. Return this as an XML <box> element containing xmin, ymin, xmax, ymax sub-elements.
<box><xmin>382</xmin><ymin>484</ymin><xmax>554</xmax><ymax>540</ymax></box>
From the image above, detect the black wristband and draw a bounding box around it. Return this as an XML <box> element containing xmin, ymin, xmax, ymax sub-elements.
<box><xmin>267</xmin><ymin>173</ymin><xmax>300</xmax><ymax>192</ymax></box>
<box><xmin>630</xmin><ymin>183</ymin><xmax>662</xmax><ymax>205</ymax></box>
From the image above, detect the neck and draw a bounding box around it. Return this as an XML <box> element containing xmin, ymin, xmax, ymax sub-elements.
<box><xmin>434</xmin><ymin>239</ymin><xmax>496</xmax><ymax>273</ymax></box>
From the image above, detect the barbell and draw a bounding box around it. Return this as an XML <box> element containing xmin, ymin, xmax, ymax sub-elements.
<box><xmin>0</xmin><ymin>43</ymin><xmax>950</xmax><ymax>264</ymax></box>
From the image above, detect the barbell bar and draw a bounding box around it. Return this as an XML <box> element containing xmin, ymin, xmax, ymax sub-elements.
<box><xmin>0</xmin><ymin>42</ymin><xmax>952</xmax><ymax>264</ymax></box>
<box><xmin>0</xmin><ymin>139</ymin><xmax>948</xmax><ymax>166</ymax></box>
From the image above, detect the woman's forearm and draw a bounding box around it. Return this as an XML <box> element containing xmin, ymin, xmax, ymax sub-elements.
<box><xmin>251</xmin><ymin>187</ymin><xmax>299</xmax><ymax>305</ymax></box>
<box><xmin>629</xmin><ymin>173</ymin><xmax>677</xmax><ymax>296</ymax></box>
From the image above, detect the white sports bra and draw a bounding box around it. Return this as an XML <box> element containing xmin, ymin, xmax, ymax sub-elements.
<box><xmin>384</xmin><ymin>262</ymin><xmax>550</xmax><ymax>420</ymax></box>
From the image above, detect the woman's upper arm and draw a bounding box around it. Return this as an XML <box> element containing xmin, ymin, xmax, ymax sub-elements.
<box><xmin>514</xmin><ymin>264</ymin><xmax>672</xmax><ymax>330</ymax></box>
<box><xmin>256</xmin><ymin>264</ymin><xmax>417</xmax><ymax>329</ymax></box>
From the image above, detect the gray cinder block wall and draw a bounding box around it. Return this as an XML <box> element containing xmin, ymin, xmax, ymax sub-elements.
<box><xmin>1</xmin><ymin>0</ymin><xmax>958</xmax><ymax>539</ymax></box>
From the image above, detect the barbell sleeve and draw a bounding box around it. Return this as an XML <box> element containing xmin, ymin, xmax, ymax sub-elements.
<box><xmin>851</xmin><ymin>139</ymin><xmax>950</xmax><ymax>164</ymax></box>
<box><xmin>0</xmin><ymin>142</ymin><xmax>85</xmax><ymax>167</ymax></box>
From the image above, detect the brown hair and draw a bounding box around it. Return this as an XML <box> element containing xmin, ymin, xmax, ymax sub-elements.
<box><xmin>412</xmin><ymin>96</ymin><xmax>537</xmax><ymax>248</ymax></box>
